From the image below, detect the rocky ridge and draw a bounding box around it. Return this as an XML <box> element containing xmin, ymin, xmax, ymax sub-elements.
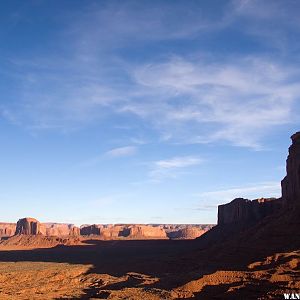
<box><xmin>0</xmin><ymin>223</ymin><xmax>16</xmax><ymax>237</ymax></box>
<box><xmin>0</xmin><ymin>221</ymin><xmax>212</xmax><ymax>240</ymax></box>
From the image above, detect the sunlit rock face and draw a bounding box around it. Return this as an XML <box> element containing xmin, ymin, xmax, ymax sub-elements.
<box><xmin>281</xmin><ymin>132</ymin><xmax>300</xmax><ymax>208</ymax></box>
<box><xmin>0</xmin><ymin>223</ymin><xmax>16</xmax><ymax>237</ymax></box>
<box><xmin>101</xmin><ymin>225</ymin><xmax>125</xmax><ymax>239</ymax></box>
<box><xmin>169</xmin><ymin>226</ymin><xmax>206</xmax><ymax>239</ymax></box>
<box><xmin>127</xmin><ymin>225</ymin><xmax>167</xmax><ymax>239</ymax></box>
<box><xmin>42</xmin><ymin>223</ymin><xmax>80</xmax><ymax>236</ymax></box>
<box><xmin>15</xmin><ymin>218</ymin><xmax>42</xmax><ymax>235</ymax></box>
<box><xmin>69</xmin><ymin>226</ymin><xmax>80</xmax><ymax>236</ymax></box>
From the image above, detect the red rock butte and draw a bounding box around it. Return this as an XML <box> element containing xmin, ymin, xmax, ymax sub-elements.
<box><xmin>15</xmin><ymin>217</ymin><xmax>42</xmax><ymax>235</ymax></box>
<box><xmin>0</xmin><ymin>219</ymin><xmax>213</xmax><ymax>240</ymax></box>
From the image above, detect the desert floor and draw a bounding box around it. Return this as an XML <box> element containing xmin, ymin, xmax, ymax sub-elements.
<box><xmin>0</xmin><ymin>238</ymin><xmax>299</xmax><ymax>299</ymax></box>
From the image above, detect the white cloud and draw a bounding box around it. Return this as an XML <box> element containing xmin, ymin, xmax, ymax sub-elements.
<box><xmin>149</xmin><ymin>156</ymin><xmax>203</xmax><ymax>181</ymax></box>
<box><xmin>5</xmin><ymin>55</ymin><xmax>299</xmax><ymax>149</ymax></box>
<box><xmin>131</xmin><ymin>57</ymin><xmax>299</xmax><ymax>148</ymax></box>
<box><xmin>105</xmin><ymin>146</ymin><xmax>137</xmax><ymax>158</ymax></box>
<box><xmin>2</xmin><ymin>1</ymin><xmax>300</xmax><ymax>149</ymax></box>
<box><xmin>78</xmin><ymin>146</ymin><xmax>137</xmax><ymax>167</ymax></box>
<box><xmin>154</xmin><ymin>156</ymin><xmax>203</xmax><ymax>169</ymax></box>
<box><xmin>194</xmin><ymin>182</ymin><xmax>281</xmax><ymax>208</ymax></box>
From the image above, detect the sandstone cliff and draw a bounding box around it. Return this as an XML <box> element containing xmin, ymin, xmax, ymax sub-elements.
<box><xmin>80</xmin><ymin>224</ymin><xmax>102</xmax><ymax>236</ymax></box>
<box><xmin>9</xmin><ymin>221</ymin><xmax>211</xmax><ymax>240</ymax></box>
<box><xmin>100</xmin><ymin>225</ymin><xmax>125</xmax><ymax>239</ymax></box>
<box><xmin>15</xmin><ymin>218</ymin><xmax>42</xmax><ymax>235</ymax></box>
<box><xmin>80</xmin><ymin>224</ymin><xmax>168</xmax><ymax>239</ymax></box>
<box><xmin>218</xmin><ymin>197</ymin><xmax>282</xmax><ymax>225</ymax></box>
<box><xmin>127</xmin><ymin>225</ymin><xmax>167</xmax><ymax>239</ymax></box>
<box><xmin>41</xmin><ymin>223</ymin><xmax>80</xmax><ymax>236</ymax></box>
<box><xmin>13</xmin><ymin>219</ymin><xmax>80</xmax><ymax>237</ymax></box>
<box><xmin>0</xmin><ymin>223</ymin><xmax>16</xmax><ymax>237</ymax></box>
<box><xmin>167</xmin><ymin>226</ymin><xmax>206</xmax><ymax>239</ymax></box>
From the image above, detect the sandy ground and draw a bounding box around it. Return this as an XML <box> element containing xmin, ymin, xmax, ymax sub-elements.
<box><xmin>0</xmin><ymin>238</ymin><xmax>299</xmax><ymax>299</ymax></box>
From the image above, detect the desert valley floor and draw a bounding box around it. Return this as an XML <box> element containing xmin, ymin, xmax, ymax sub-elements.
<box><xmin>0</xmin><ymin>234</ymin><xmax>299</xmax><ymax>299</ymax></box>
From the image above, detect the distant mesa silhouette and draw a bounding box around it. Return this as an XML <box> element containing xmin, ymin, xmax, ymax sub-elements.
<box><xmin>0</xmin><ymin>219</ymin><xmax>212</xmax><ymax>240</ymax></box>
<box><xmin>218</xmin><ymin>197</ymin><xmax>282</xmax><ymax>226</ymax></box>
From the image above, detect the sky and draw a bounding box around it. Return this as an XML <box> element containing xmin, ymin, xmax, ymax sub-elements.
<box><xmin>0</xmin><ymin>0</ymin><xmax>300</xmax><ymax>225</ymax></box>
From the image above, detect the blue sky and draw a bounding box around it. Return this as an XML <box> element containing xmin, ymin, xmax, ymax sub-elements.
<box><xmin>1</xmin><ymin>0</ymin><xmax>300</xmax><ymax>225</ymax></box>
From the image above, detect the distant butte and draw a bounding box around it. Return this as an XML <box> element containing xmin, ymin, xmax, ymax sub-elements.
<box><xmin>0</xmin><ymin>220</ymin><xmax>213</xmax><ymax>241</ymax></box>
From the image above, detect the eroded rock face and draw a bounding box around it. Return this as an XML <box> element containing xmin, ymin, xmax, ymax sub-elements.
<box><xmin>42</xmin><ymin>223</ymin><xmax>80</xmax><ymax>236</ymax></box>
<box><xmin>281</xmin><ymin>132</ymin><xmax>300</xmax><ymax>208</ymax></box>
<box><xmin>80</xmin><ymin>224</ymin><xmax>212</xmax><ymax>239</ymax></box>
<box><xmin>127</xmin><ymin>225</ymin><xmax>167</xmax><ymax>239</ymax></box>
<box><xmin>101</xmin><ymin>225</ymin><xmax>125</xmax><ymax>239</ymax></box>
<box><xmin>0</xmin><ymin>223</ymin><xmax>16</xmax><ymax>237</ymax></box>
<box><xmin>218</xmin><ymin>198</ymin><xmax>282</xmax><ymax>225</ymax></box>
<box><xmin>167</xmin><ymin>226</ymin><xmax>206</xmax><ymax>239</ymax></box>
<box><xmin>80</xmin><ymin>224</ymin><xmax>102</xmax><ymax>236</ymax></box>
<box><xmin>69</xmin><ymin>226</ymin><xmax>80</xmax><ymax>236</ymax></box>
<box><xmin>15</xmin><ymin>218</ymin><xmax>41</xmax><ymax>235</ymax></box>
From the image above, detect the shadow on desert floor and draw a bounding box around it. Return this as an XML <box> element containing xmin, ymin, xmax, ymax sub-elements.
<box><xmin>0</xmin><ymin>238</ymin><xmax>299</xmax><ymax>299</ymax></box>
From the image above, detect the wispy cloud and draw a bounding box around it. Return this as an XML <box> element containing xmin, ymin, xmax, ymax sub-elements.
<box><xmin>2</xmin><ymin>1</ymin><xmax>300</xmax><ymax>149</ymax></box>
<box><xmin>105</xmin><ymin>146</ymin><xmax>137</xmax><ymax>158</ymax></box>
<box><xmin>149</xmin><ymin>156</ymin><xmax>204</xmax><ymax>182</ymax></box>
<box><xmin>78</xmin><ymin>146</ymin><xmax>137</xmax><ymax>167</ymax></box>
<box><xmin>131</xmin><ymin>56</ymin><xmax>299</xmax><ymax>148</ymax></box>
<box><xmin>194</xmin><ymin>181</ymin><xmax>281</xmax><ymax>209</ymax></box>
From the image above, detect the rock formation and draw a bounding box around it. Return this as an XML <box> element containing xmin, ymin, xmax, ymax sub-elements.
<box><xmin>167</xmin><ymin>226</ymin><xmax>206</xmax><ymax>239</ymax></box>
<box><xmin>218</xmin><ymin>197</ymin><xmax>282</xmax><ymax>225</ymax></box>
<box><xmin>15</xmin><ymin>218</ymin><xmax>42</xmax><ymax>235</ymax></box>
<box><xmin>5</xmin><ymin>221</ymin><xmax>211</xmax><ymax>240</ymax></box>
<box><xmin>42</xmin><ymin>223</ymin><xmax>80</xmax><ymax>236</ymax></box>
<box><xmin>281</xmin><ymin>131</ymin><xmax>300</xmax><ymax>208</ymax></box>
<box><xmin>80</xmin><ymin>224</ymin><xmax>102</xmax><ymax>235</ymax></box>
<box><xmin>101</xmin><ymin>225</ymin><xmax>126</xmax><ymax>239</ymax></box>
<box><xmin>0</xmin><ymin>223</ymin><xmax>16</xmax><ymax>237</ymax></box>
<box><xmin>127</xmin><ymin>225</ymin><xmax>167</xmax><ymax>239</ymax></box>
<box><xmin>69</xmin><ymin>225</ymin><xmax>80</xmax><ymax>236</ymax></box>
<box><xmin>80</xmin><ymin>224</ymin><xmax>168</xmax><ymax>239</ymax></box>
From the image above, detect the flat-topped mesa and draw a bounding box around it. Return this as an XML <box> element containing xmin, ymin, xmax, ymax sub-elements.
<box><xmin>167</xmin><ymin>226</ymin><xmax>206</xmax><ymax>239</ymax></box>
<box><xmin>80</xmin><ymin>224</ymin><xmax>102</xmax><ymax>235</ymax></box>
<box><xmin>41</xmin><ymin>223</ymin><xmax>80</xmax><ymax>236</ymax></box>
<box><xmin>70</xmin><ymin>225</ymin><xmax>80</xmax><ymax>236</ymax></box>
<box><xmin>127</xmin><ymin>225</ymin><xmax>167</xmax><ymax>239</ymax></box>
<box><xmin>15</xmin><ymin>217</ymin><xmax>42</xmax><ymax>235</ymax></box>
<box><xmin>218</xmin><ymin>197</ymin><xmax>281</xmax><ymax>225</ymax></box>
<box><xmin>0</xmin><ymin>223</ymin><xmax>16</xmax><ymax>237</ymax></box>
<box><xmin>281</xmin><ymin>132</ymin><xmax>300</xmax><ymax>208</ymax></box>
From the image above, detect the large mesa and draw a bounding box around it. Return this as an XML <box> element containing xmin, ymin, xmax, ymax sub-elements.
<box><xmin>15</xmin><ymin>217</ymin><xmax>42</xmax><ymax>235</ymax></box>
